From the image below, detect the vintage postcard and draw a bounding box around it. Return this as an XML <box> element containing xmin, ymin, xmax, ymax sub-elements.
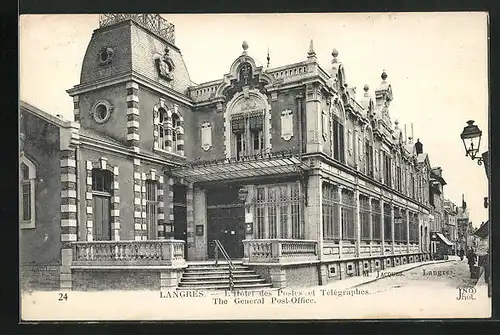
<box><xmin>19</xmin><ymin>12</ymin><xmax>491</xmax><ymax>320</ymax></box>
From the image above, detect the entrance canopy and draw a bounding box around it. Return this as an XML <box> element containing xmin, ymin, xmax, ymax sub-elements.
<box><xmin>171</xmin><ymin>151</ymin><xmax>309</xmax><ymax>183</ymax></box>
<box><xmin>435</xmin><ymin>232</ymin><xmax>454</xmax><ymax>246</ymax></box>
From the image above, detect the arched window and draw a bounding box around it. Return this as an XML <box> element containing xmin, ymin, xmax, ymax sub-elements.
<box><xmin>154</xmin><ymin>104</ymin><xmax>184</xmax><ymax>155</ymax></box>
<box><xmin>330</xmin><ymin>103</ymin><xmax>345</xmax><ymax>163</ymax></box>
<box><xmin>20</xmin><ymin>155</ymin><xmax>36</xmax><ymax>229</ymax></box>
<box><xmin>364</xmin><ymin>128</ymin><xmax>374</xmax><ymax>178</ymax></box>
<box><xmin>228</xmin><ymin>94</ymin><xmax>266</xmax><ymax>160</ymax></box>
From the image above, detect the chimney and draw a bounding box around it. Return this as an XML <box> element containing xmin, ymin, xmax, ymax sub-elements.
<box><xmin>415</xmin><ymin>138</ymin><xmax>423</xmax><ymax>154</ymax></box>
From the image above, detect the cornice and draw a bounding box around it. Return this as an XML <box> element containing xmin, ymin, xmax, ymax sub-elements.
<box><xmin>67</xmin><ymin>71</ymin><xmax>194</xmax><ymax>107</ymax></box>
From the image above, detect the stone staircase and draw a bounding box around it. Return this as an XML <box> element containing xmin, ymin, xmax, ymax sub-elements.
<box><xmin>177</xmin><ymin>261</ymin><xmax>272</xmax><ymax>290</ymax></box>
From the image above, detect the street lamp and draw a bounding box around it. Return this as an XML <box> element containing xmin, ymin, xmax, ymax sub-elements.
<box><xmin>459</xmin><ymin>120</ymin><xmax>490</xmax><ymax>298</ymax></box>
<box><xmin>460</xmin><ymin>120</ymin><xmax>483</xmax><ymax>165</ymax></box>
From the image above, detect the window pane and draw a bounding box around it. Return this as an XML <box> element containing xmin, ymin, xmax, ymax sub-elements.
<box><xmin>22</xmin><ymin>183</ymin><xmax>31</xmax><ymax>220</ymax></box>
<box><xmin>21</xmin><ymin>163</ymin><xmax>29</xmax><ymax>180</ymax></box>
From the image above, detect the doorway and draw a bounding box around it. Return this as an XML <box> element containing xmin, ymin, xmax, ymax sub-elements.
<box><xmin>206</xmin><ymin>186</ymin><xmax>245</xmax><ymax>259</ymax></box>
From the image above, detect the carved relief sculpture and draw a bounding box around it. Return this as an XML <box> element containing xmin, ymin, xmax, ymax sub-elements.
<box><xmin>155</xmin><ymin>47</ymin><xmax>175</xmax><ymax>81</ymax></box>
<box><xmin>201</xmin><ymin>121</ymin><xmax>212</xmax><ymax>151</ymax></box>
<box><xmin>280</xmin><ymin>109</ymin><xmax>293</xmax><ymax>141</ymax></box>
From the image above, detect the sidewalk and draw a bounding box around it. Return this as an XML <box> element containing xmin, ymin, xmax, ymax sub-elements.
<box><xmin>322</xmin><ymin>256</ymin><xmax>458</xmax><ymax>290</ymax></box>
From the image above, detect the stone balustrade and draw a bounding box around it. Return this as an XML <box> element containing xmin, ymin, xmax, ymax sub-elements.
<box><xmin>243</xmin><ymin>239</ymin><xmax>318</xmax><ymax>264</ymax></box>
<box><xmin>72</xmin><ymin>239</ymin><xmax>186</xmax><ymax>267</ymax></box>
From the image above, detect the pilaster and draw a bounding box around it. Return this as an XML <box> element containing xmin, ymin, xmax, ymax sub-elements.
<box><xmin>337</xmin><ymin>185</ymin><xmax>343</xmax><ymax>258</ymax></box>
<box><xmin>60</xmin><ymin>149</ymin><xmax>77</xmax><ymax>290</ymax></box>
<box><xmin>133</xmin><ymin>158</ymin><xmax>142</xmax><ymax>240</ymax></box>
<box><xmin>380</xmin><ymin>198</ymin><xmax>385</xmax><ymax>255</ymax></box>
<box><xmin>186</xmin><ymin>182</ymin><xmax>194</xmax><ymax>258</ymax></box>
<box><xmin>126</xmin><ymin>81</ymin><xmax>140</xmax><ymax>152</ymax></box>
<box><xmin>355</xmin><ymin>188</ymin><xmax>361</xmax><ymax>257</ymax></box>
<box><xmin>193</xmin><ymin>186</ymin><xmax>207</xmax><ymax>260</ymax></box>
<box><xmin>305</xmin><ymin>84</ymin><xmax>322</xmax><ymax>153</ymax></box>
<box><xmin>306</xmin><ymin>174</ymin><xmax>322</xmax><ymax>257</ymax></box>
<box><xmin>391</xmin><ymin>204</ymin><xmax>395</xmax><ymax>255</ymax></box>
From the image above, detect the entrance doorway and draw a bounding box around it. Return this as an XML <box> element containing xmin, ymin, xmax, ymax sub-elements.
<box><xmin>206</xmin><ymin>186</ymin><xmax>245</xmax><ymax>259</ymax></box>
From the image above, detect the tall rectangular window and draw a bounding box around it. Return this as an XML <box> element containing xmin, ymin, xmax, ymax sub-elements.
<box><xmin>401</xmin><ymin>210</ymin><xmax>408</xmax><ymax>243</ymax></box>
<box><xmin>382</xmin><ymin>152</ymin><xmax>392</xmax><ymax>187</ymax></box>
<box><xmin>341</xmin><ymin>189</ymin><xmax>356</xmax><ymax>240</ymax></box>
<box><xmin>92</xmin><ymin>169</ymin><xmax>112</xmax><ymax>241</ymax></box>
<box><xmin>383</xmin><ymin>204</ymin><xmax>392</xmax><ymax>242</ymax></box>
<box><xmin>332</xmin><ymin>117</ymin><xmax>345</xmax><ymax>163</ymax></box>
<box><xmin>322</xmin><ymin>183</ymin><xmax>340</xmax><ymax>241</ymax></box>
<box><xmin>231</xmin><ymin>112</ymin><xmax>265</xmax><ymax>160</ymax></box>
<box><xmin>394</xmin><ymin>208</ymin><xmax>401</xmax><ymax>242</ymax></box>
<box><xmin>365</xmin><ymin>140</ymin><xmax>373</xmax><ymax>178</ymax></box>
<box><xmin>254</xmin><ymin>183</ymin><xmax>302</xmax><ymax>239</ymax></box>
<box><xmin>360</xmin><ymin>195</ymin><xmax>371</xmax><ymax>241</ymax></box>
<box><xmin>145</xmin><ymin>180</ymin><xmax>158</xmax><ymax>240</ymax></box>
<box><xmin>371</xmin><ymin>199</ymin><xmax>382</xmax><ymax>241</ymax></box>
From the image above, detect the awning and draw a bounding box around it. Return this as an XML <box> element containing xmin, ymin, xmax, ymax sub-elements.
<box><xmin>474</xmin><ymin>221</ymin><xmax>489</xmax><ymax>239</ymax></box>
<box><xmin>435</xmin><ymin>232</ymin><xmax>454</xmax><ymax>246</ymax></box>
<box><xmin>170</xmin><ymin>152</ymin><xmax>309</xmax><ymax>183</ymax></box>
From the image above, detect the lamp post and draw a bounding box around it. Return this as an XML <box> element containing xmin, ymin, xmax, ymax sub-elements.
<box><xmin>459</xmin><ymin>120</ymin><xmax>491</xmax><ymax>298</ymax></box>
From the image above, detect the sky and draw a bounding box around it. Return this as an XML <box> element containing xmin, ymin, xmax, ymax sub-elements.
<box><xmin>19</xmin><ymin>13</ymin><xmax>489</xmax><ymax>228</ymax></box>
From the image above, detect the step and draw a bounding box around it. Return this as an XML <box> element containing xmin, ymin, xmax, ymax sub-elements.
<box><xmin>187</xmin><ymin>261</ymin><xmax>243</xmax><ymax>266</ymax></box>
<box><xmin>176</xmin><ymin>283</ymin><xmax>273</xmax><ymax>291</ymax></box>
<box><xmin>184</xmin><ymin>268</ymin><xmax>254</xmax><ymax>274</ymax></box>
<box><xmin>185</xmin><ymin>265</ymin><xmax>248</xmax><ymax>270</ymax></box>
<box><xmin>181</xmin><ymin>274</ymin><xmax>260</xmax><ymax>281</ymax></box>
<box><xmin>179</xmin><ymin>278</ymin><xmax>267</xmax><ymax>286</ymax></box>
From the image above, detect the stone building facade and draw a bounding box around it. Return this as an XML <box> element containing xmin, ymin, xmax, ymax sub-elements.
<box><xmin>20</xmin><ymin>14</ymin><xmax>438</xmax><ymax>290</ymax></box>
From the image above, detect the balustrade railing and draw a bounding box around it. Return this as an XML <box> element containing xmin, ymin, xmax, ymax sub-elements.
<box><xmin>72</xmin><ymin>240</ymin><xmax>186</xmax><ymax>267</ymax></box>
<box><xmin>243</xmin><ymin>239</ymin><xmax>318</xmax><ymax>263</ymax></box>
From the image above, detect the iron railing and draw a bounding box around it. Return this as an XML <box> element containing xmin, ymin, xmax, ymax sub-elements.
<box><xmin>99</xmin><ymin>14</ymin><xmax>175</xmax><ymax>45</ymax></box>
<box><xmin>213</xmin><ymin>240</ymin><xmax>235</xmax><ymax>291</ymax></box>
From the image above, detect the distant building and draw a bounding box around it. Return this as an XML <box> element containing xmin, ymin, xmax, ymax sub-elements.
<box><xmin>21</xmin><ymin>14</ymin><xmax>438</xmax><ymax>291</ymax></box>
<box><xmin>443</xmin><ymin>199</ymin><xmax>459</xmax><ymax>254</ymax></box>
<box><xmin>428</xmin><ymin>167</ymin><xmax>453</xmax><ymax>258</ymax></box>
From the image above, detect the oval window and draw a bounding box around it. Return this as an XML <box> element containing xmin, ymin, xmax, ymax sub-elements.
<box><xmin>92</xmin><ymin>102</ymin><xmax>112</xmax><ymax>123</ymax></box>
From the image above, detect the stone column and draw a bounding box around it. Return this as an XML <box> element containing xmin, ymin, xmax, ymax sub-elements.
<box><xmin>186</xmin><ymin>183</ymin><xmax>195</xmax><ymax>260</ymax></box>
<box><xmin>193</xmin><ymin>186</ymin><xmax>207</xmax><ymax>260</ymax></box>
<box><xmin>306</xmin><ymin>174</ymin><xmax>322</xmax><ymax>255</ymax></box>
<box><xmin>337</xmin><ymin>186</ymin><xmax>343</xmax><ymax>258</ymax></box>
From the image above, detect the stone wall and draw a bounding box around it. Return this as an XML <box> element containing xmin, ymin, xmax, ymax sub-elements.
<box><xmin>20</xmin><ymin>265</ymin><xmax>60</xmax><ymax>291</ymax></box>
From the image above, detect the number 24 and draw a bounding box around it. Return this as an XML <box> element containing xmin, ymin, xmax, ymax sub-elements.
<box><xmin>58</xmin><ymin>293</ymin><xmax>68</xmax><ymax>301</ymax></box>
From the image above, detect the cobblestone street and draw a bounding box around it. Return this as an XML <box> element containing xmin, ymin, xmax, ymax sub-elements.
<box><xmin>360</xmin><ymin>258</ymin><xmax>477</xmax><ymax>295</ymax></box>
<box><xmin>329</xmin><ymin>258</ymin><xmax>492</xmax><ymax>318</ymax></box>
